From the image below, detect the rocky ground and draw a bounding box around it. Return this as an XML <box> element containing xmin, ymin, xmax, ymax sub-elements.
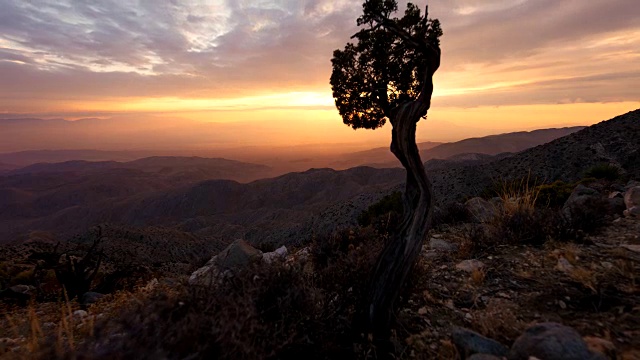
<box><xmin>395</xmin><ymin>215</ymin><xmax>640</xmax><ymax>359</ymax></box>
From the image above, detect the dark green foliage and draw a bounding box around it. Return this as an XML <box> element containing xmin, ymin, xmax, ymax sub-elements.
<box><xmin>357</xmin><ymin>191</ymin><xmax>403</xmax><ymax>229</ymax></box>
<box><xmin>330</xmin><ymin>0</ymin><xmax>442</xmax><ymax>129</ymax></box>
<box><xmin>536</xmin><ymin>181</ymin><xmax>576</xmax><ymax>208</ymax></box>
<box><xmin>584</xmin><ymin>163</ymin><xmax>622</xmax><ymax>181</ymax></box>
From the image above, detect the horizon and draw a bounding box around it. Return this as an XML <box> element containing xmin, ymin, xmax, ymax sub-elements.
<box><xmin>1</xmin><ymin>0</ymin><xmax>639</xmax><ymax>152</ymax></box>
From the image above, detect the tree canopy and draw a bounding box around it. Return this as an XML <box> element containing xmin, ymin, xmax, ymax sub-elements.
<box><xmin>330</xmin><ymin>0</ymin><xmax>442</xmax><ymax>130</ymax></box>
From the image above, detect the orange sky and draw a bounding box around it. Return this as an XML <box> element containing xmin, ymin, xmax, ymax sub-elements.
<box><xmin>0</xmin><ymin>0</ymin><xmax>638</xmax><ymax>151</ymax></box>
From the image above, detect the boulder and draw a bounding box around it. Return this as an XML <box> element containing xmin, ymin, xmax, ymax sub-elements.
<box><xmin>428</xmin><ymin>238</ymin><xmax>457</xmax><ymax>252</ymax></box>
<box><xmin>465</xmin><ymin>198</ymin><xmax>497</xmax><ymax>223</ymax></box>
<box><xmin>562</xmin><ymin>185</ymin><xmax>601</xmax><ymax>220</ymax></box>
<box><xmin>508</xmin><ymin>323</ymin><xmax>606</xmax><ymax>360</ymax></box>
<box><xmin>456</xmin><ymin>259</ymin><xmax>485</xmax><ymax>273</ymax></box>
<box><xmin>189</xmin><ymin>239</ymin><xmax>262</xmax><ymax>285</ymax></box>
<box><xmin>214</xmin><ymin>239</ymin><xmax>263</xmax><ymax>270</ymax></box>
<box><xmin>451</xmin><ymin>327</ymin><xmax>508</xmax><ymax>358</ymax></box>
<box><xmin>624</xmin><ymin>186</ymin><xmax>640</xmax><ymax>210</ymax></box>
<box><xmin>624</xmin><ymin>206</ymin><xmax>640</xmax><ymax>218</ymax></box>
<box><xmin>263</xmin><ymin>245</ymin><xmax>288</xmax><ymax>264</ymax></box>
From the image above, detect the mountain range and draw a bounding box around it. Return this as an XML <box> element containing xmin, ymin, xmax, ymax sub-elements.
<box><xmin>0</xmin><ymin>110</ymin><xmax>637</xmax><ymax>246</ymax></box>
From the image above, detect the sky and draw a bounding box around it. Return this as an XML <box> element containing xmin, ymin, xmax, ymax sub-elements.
<box><xmin>0</xmin><ymin>0</ymin><xmax>638</xmax><ymax>150</ymax></box>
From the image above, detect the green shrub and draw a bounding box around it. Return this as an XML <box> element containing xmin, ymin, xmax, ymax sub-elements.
<box><xmin>357</xmin><ymin>191</ymin><xmax>403</xmax><ymax>231</ymax></box>
<box><xmin>584</xmin><ymin>163</ymin><xmax>622</xmax><ymax>181</ymax></box>
<box><xmin>536</xmin><ymin>181</ymin><xmax>576</xmax><ymax>208</ymax></box>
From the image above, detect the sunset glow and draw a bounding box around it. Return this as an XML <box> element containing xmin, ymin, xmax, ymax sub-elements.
<box><xmin>0</xmin><ymin>0</ymin><xmax>638</xmax><ymax>151</ymax></box>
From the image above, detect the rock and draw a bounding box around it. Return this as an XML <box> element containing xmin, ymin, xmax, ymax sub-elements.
<box><xmin>451</xmin><ymin>327</ymin><xmax>508</xmax><ymax>358</ymax></box>
<box><xmin>562</xmin><ymin>185</ymin><xmax>601</xmax><ymax>221</ymax></box>
<box><xmin>189</xmin><ymin>239</ymin><xmax>262</xmax><ymax>285</ymax></box>
<box><xmin>468</xmin><ymin>355</ymin><xmax>503</xmax><ymax>360</ymax></box>
<box><xmin>262</xmin><ymin>245</ymin><xmax>288</xmax><ymax>264</ymax></box>
<box><xmin>508</xmin><ymin>322</ymin><xmax>606</xmax><ymax>360</ymax></box>
<box><xmin>624</xmin><ymin>206</ymin><xmax>640</xmax><ymax>218</ymax></box>
<box><xmin>606</xmin><ymin>196</ymin><xmax>626</xmax><ymax>215</ymax></box>
<box><xmin>608</xmin><ymin>191</ymin><xmax>624</xmax><ymax>199</ymax></box>
<box><xmin>72</xmin><ymin>310</ymin><xmax>88</xmax><ymax>320</ymax></box>
<box><xmin>584</xmin><ymin>336</ymin><xmax>616</xmax><ymax>359</ymax></box>
<box><xmin>188</xmin><ymin>260</ymin><xmax>221</xmax><ymax>286</ymax></box>
<box><xmin>621</xmin><ymin>244</ymin><xmax>640</xmax><ymax>253</ymax></box>
<box><xmin>465</xmin><ymin>197</ymin><xmax>497</xmax><ymax>223</ymax></box>
<box><xmin>214</xmin><ymin>239</ymin><xmax>263</xmax><ymax>270</ymax></box>
<box><xmin>624</xmin><ymin>186</ymin><xmax>640</xmax><ymax>210</ymax></box>
<box><xmin>429</xmin><ymin>238</ymin><xmax>457</xmax><ymax>252</ymax></box>
<box><xmin>555</xmin><ymin>257</ymin><xmax>574</xmax><ymax>273</ymax></box>
<box><xmin>81</xmin><ymin>292</ymin><xmax>105</xmax><ymax>306</ymax></box>
<box><xmin>456</xmin><ymin>259</ymin><xmax>485</xmax><ymax>273</ymax></box>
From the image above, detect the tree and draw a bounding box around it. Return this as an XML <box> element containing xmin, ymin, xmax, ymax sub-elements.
<box><xmin>330</xmin><ymin>0</ymin><xmax>442</xmax><ymax>337</ymax></box>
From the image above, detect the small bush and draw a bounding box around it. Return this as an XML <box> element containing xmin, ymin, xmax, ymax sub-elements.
<box><xmin>584</xmin><ymin>163</ymin><xmax>622</xmax><ymax>181</ymax></box>
<box><xmin>433</xmin><ymin>202</ymin><xmax>470</xmax><ymax>228</ymax></box>
<box><xmin>357</xmin><ymin>191</ymin><xmax>403</xmax><ymax>230</ymax></box>
<box><xmin>536</xmin><ymin>181</ymin><xmax>576</xmax><ymax>208</ymax></box>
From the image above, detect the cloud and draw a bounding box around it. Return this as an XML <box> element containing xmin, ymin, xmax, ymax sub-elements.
<box><xmin>0</xmin><ymin>0</ymin><xmax>638</xmax><ymax>114</ymax></box>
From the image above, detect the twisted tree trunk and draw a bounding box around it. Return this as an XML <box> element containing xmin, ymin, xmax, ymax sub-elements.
<box><xmin>366</xmin><ymin>68</ymin><xmax>437</xmax><ymax>338</ymax></box>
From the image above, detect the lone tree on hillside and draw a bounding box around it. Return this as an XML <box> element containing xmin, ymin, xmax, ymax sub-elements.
<box><xmin>330</xmin><ymin>0</ymin><xmax>442</xmax><ymax>337</ymax></box>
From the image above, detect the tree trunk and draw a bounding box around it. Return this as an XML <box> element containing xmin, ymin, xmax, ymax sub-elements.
<box><xmin>366</xmin><ymin>98</ymin><xmax>434</xmax><ymax>338</ymax></box>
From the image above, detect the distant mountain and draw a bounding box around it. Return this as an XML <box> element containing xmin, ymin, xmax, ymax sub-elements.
<box><xmin>0</xmin><ymin>149</ymin><xmax>152</xmax><ymax>166</ymax></box>
<box><xmin>372</xmin><ymin>127</ymin><xmax>585</xmax><ymax>168</ymax></box>
<box><xmin>0</xmin><ymin>162</ymin><xmax>16</xmax><ymax>173</ymax></box>
<box><xmin>329</xmin><ymin>141</ymin><xmax>443</xmax><ymax>169</ymax></box>
<box><xmin>0</xmin><ymin>110</ymin><xmax>637</xmax><ymax>247</ymax></box>
<box><xmin>7</xmin><ymin>156</ymin><xmax>272</xmax><ymax>184</ymax></box>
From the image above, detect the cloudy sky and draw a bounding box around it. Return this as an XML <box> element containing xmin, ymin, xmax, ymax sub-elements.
<box><xmin>0</xmin><ymin>0</ymin><xmax>638</xmax><ymax>148</ymax></box>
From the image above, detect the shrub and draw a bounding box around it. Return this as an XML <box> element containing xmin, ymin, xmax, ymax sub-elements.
<box><xmin>584</xmin><ymin>163</ymin><xmax>622</xmax><ymax>181</ymax></box>
<box><xmin>536</xmin><ymin>181</ymin><xmax>576</xmax><ymax>208</ymax></box>
<box><xmin>357</xmin><ymin>191</ymin><xmax>403</xmax><ymax>231</ymax></box>
<box><xmin>432</xmin><ymin>202</ymin><xmax>470</xmax><ymax>228</ymax></box>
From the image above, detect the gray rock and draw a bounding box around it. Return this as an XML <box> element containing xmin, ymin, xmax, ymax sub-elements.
<box><xmin>189</xmin><ymin>239</ymin><xmax>263</xmax><ymax>286</ymax></box>
<box><xmin>451</xmin><ymin>327</ymin><xmax>508</xmax><ymax>358</ymax></box>
<box><xmin>562</xmin><ymin>185</ymin><xmax>601</xmax><ymax>220</ymax></box>
<box><xmin>72</xmin><ymin>310</ymin><xmax>88</xmax><ymax>320</ymax></box>
<box><xmin>508</xmin><ymin>322</ymin><xmax>604</xmax><ymax>360</ymax></box>
<box><xmin>81</xmin><ymin>292</ymin><xmax>105</xmax><ymax>306</ymax></box>
<box><xmin>624</xmin><ymin>186</ymin><xmax>640</xmax><ymax>210</ymax></box>
<box><xmin>456</xmin><ymin>259</ymin><xmax>485</xmax><ymax>273</ymax></box>
<box><xmin>608</xmin><ymin>191</ymin><xmax>623</xmax><ymax>199</ymax></box>
<box><xmin>429</xmin><ymin>238</ymin><xmax>457</xmax><ymax>252</ymax></box>
<box><xmin>214</xmin><ymin>239</ymin><xmax>263</xmax><ymax>270</ymax></box>
<box><xmin>465</xmin><ymin>197</ymin><xmax>497</xmax><ymax>223</ymax></box>
<box><xmin>624</xmin><ymin>206</ymin><xmax>640</xmax><ymax>218</ymax></box>
<box><xmin>262</xmin><ymin>245</ymin><xmax>288</xmax><ymax>264</ymax></box>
